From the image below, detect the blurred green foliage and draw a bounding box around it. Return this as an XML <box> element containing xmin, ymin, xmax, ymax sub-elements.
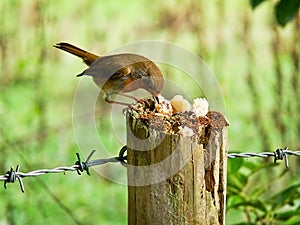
<box><xmin>251</xmin><ymin>0</ymin><xmax>300</xmax><ymax>26</ymax></box>
<box><xmin>227</xmin><ymin>158</ymin><xmax>300</xmax><ymax>224</ymax></box>
<box><xmin>0</xmin><ymin>0</ymin><xmax>300</xmax><ymax>224</ymax></box>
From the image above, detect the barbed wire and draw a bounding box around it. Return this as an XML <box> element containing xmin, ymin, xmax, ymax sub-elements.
<box><xmin>0</xmin><ymin>146</ymin><xmax>127</xmax><ymax>193</ymax></box>
<box><xmin>228</xmin><ymin>147</ymin><xmax>300</xmax><ymax>168</ymax></box>
<box><xmin>1</xmin><ymin>146</ymin><xmax>299</xmax><ymax>192</ymax></box>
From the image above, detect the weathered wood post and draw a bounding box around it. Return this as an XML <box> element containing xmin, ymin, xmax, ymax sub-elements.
<box><xmin>126</xmin><ymin>100</ymin><xmax>229</xmax><ymax>225</ymax></box>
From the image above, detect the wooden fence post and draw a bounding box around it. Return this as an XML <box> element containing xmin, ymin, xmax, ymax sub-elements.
<box><xmin>126</xmin><ymin>106</ymin><xmax>229</xmax><ymax>225</ymax></box>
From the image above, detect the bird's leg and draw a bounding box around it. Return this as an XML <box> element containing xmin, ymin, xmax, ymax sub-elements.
<box><xmin>106</xmin><ymin>99</ymin><xmax>132</xmax><ymax>107</ymax></box>
<box><xmin>118</xmin><ymin>93</ymin><xmax>140</xmax><ymax>102</ymax></box>
<box><xmin>105</xmin><ymin>93</ymin><xmax>159</xmax><ymax>110</ymax></box>
<box><xmin>105</xmin><ymin>95</ymin><xmax>143</xmax><ymax>114</ymax></box>
<box><xmin>105</xmin><ymin>95</ymin><xmax>132</xmax><ymax>107</ymax></box>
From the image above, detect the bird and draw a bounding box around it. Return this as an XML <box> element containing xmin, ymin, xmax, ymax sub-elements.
<box><xmin>53</xmin><ymin>42</ymin><xmax>164</xmax><ymax>106</ymax></box>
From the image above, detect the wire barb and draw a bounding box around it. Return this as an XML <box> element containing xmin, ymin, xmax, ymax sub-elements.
<box><xmin>4</xmin><ymin>165</ymin><xmax>25</xmax><ymax>193</ymax></box>
<box><xmin>274</xmin><ymin>147</ymin><xmax>289</xmax><ymax>168</ymax></box>
<box><xmin>75</xmin><ymin>150</ymin><xmax>96</xmax><ymax>175</ymax></box>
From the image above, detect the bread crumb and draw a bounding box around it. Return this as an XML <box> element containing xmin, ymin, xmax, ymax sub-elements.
<box><xmin>170</xmin><ymin>95</ymin><xmax>191</xmax><ymax>113</ymax></box>
<box><xmin>179</xmin><ymin>126</ymin><xmax>194</xmax><ymax>137</ymax></box>
<box><xmin>192</xmin><ymin>98</ymin><xmax>209</xmax><ymax>117</ymax></box>
<box><xmin>155</xmin><ymin>95</ymin><xmax>173</xmax><ymax>117</ymax></box>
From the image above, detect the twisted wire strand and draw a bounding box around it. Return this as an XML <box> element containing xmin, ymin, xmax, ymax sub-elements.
<box><xmin>1</xmin><ymin>147</ymin><xmax>299</xmax><ymax>192</ymax></box>
<box><xmin>228</xmin><ymin>150</ymin><xmax>300</xmax><ymax>158</ymax></box>
<box><xmin>0</xmin><ymin>157</ymin><xmax>124</xmax><ymax>181</ymax></box>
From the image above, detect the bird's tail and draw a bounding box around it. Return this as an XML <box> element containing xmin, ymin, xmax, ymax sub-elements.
<box><xmin>53</xmin><ymin>42</ymin><xmax>99</xmax><ymax>66</ymax></box>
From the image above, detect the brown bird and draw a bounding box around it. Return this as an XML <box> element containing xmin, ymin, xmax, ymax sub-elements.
<box><xmin>53</xmin><ymin>42</ymin><xmax>164</xmax><ymax>106</ymax></box>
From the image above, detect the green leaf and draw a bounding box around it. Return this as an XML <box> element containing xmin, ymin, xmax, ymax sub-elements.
<box><xmin>250</xmin><ymin>0</ymin><xmax>268</xmax><ymax>9</ymax></box>
<box><xmin>230</xmin><ymin>223</ymin><xmax>256</xmax><ymax>225</ymax></box>
<box><xmin>227</xmin><ymin>195</ymin><xmax>246</xmax><ymax>210</ymax></box>
<box><xmin>228</xmin><ymin>157</ymin><xmax>244</xmax><ymax>172</ymax></box>
<box><xmin>243</xmin><ymin>160</ymin><xmax>276</xmax><ymax>174</ymax></box>
<box><xmin>275</xmin><ymin>209</ymin><xmax>300</xmax><ymax>221</ymax></box>
<box><xmin>250</xmin><ymin>186</ymin><xmax>266</xmax><ymax>199</ymax></box>
<box><xmin>227</xmin><ymin>172</ymin><xmax>249</xmax><ymax>192</ymax></box>
<box><xmin>231</xmin><ymin>200</ymin><xmax>268</xmax><ymax>213</ymax></box>
<box><xmin>271</xmin><ymin>183</ymin><xmax>300</xmax><ymax>210</ymax></box>
<box><xmin>275</xmin><ymin>0</ymin><xmax>300</xmax><ymax>26</ymax></box>
<box><xmin>286</xmin><ymin>221</ymin><xmax>300</xmax><ymax>225</ymax></box>
<box><xmin>227</xmin><ymin>176</ymin><xmax>244</xmax><ymax>193</ymax></box>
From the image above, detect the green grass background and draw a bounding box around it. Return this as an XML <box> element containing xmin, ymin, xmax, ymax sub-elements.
<box><xmin>0</xmin><ymin>0</ymin><xmax>300</xmax><ymax>224</ymax></box>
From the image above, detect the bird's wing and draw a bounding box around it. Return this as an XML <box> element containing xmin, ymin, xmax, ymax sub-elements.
<box><xmin>109</xmin><ymin>66</ymin><xmax>132</xmax><ymax>79</ymax></box>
